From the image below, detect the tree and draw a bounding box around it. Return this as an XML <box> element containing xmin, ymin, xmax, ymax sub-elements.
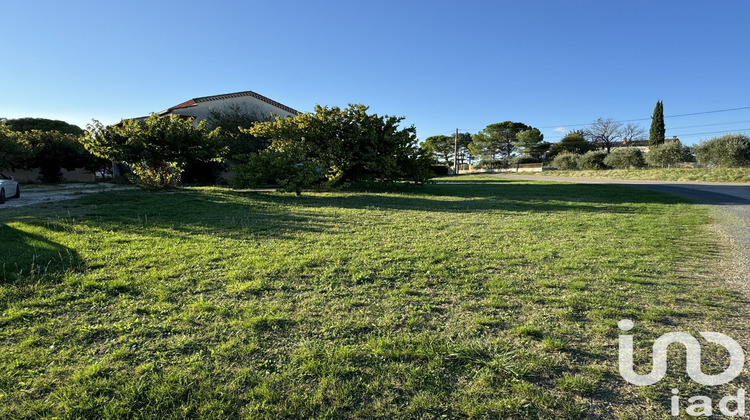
<box><xmin>622</xmin><ymin>123</ymin><xmax>646</xmax><ymax>145</ymax></box>
<box><xmin>0</xmin><ymin>125</ymin><xmax>32</xmax><ymax>171</ymax></box>
<box><xmin>692</xmin><ymin>134</ymin><xmax>750</xmax><ymax>167</ymax></box>
<box><xmin>183</xmin><ymin>104</ymin><xmax>273</xmax><ymax>184</ymax></box>
<box><xmin>547</xmin><ymin>130</ymin><xmax>596</xmax><ymax>159</ymax></box>
<box><xmin>456</xmin><ymin>132</ymin><xmax>474</xmax><ymax>167</ymax></box>
<box><xmin>645</xmin><ymin>140</ymin><xmax>692</xmax><ymax>167</ymax></box>
<box><xmin>513</xmin><ymin>128</ymin><xmax>549</xmax><ymax>161</ymax></box>
<box><xmin>649</xmin><ymin>101</ymin><xmax>665</xmax><ymax>147</ymax></box>
<box><xmin>551</xmin><ymin>153</ymin><xmax>580</xmax><ymax>170</ymax></box>
<box><xmin>83</xmin><ymin>114</ymin><xmax>224</xmax><ymax>189</ymax></box>
<box><xmin>237</xmin><ymin>104</ymin><xmax>432</xmax><ymax>193</ymax></box>
<box><xmin>577</xmin><ymin>150</ymin><xmax>609</xmax><ymax>170</ymax></box>
<box><xmin>3</xmin><ymin>118</ymin><xmax>84</xmax><ymax>135</ymax></box>
<box><xmin>585</xmin><ymin>118</ymin><xmax>623</xmax><ymax>153</ymax></box>
<box><xmin>469</xmin><ymin>121</ymin><xmax>531</xmax><ymax>161</ymax></box>
<box><xmin>20</xmin><ymin>130</ymin><xmax>106</xmax><ymax>182</ymax></box>
<box><xmin>603</xmin><ymin>148</ymin><xmax>645</xmax><ymax>169</ymax></box>
<box><xmin>421</xmin><ymin>135</ymin><xmax>454</xmax><ymax>166</ymax></box>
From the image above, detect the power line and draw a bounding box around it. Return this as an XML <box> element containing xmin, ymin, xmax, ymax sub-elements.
<box><xmin>537</xmin><ymin>105</ymin><xmax>750</xmax><ymax>129</ymax></box>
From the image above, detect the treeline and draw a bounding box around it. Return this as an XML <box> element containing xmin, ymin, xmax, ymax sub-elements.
<box><xmin>0</xmin><ymin>118</ymin><xmax>108</xmax><ymax>182</ymax></box>
<box><xmin>422</xmin><ymin>116</ymin><xmax>750</xmax><ymax>170</ymax></box>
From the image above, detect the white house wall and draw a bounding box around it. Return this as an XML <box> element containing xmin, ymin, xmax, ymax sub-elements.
<box><xmin>171</xmin><ymin>96</ymin><xmax>297</xmax><ymax>126</ymax></box>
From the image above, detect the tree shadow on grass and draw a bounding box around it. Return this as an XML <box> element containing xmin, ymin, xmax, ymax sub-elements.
<box><xmin>1</xmin><ymin>178</ymin><xmax>696</xmax><ymax>247</ymax></box>
<box><xmin>0</xmin><ymin>223</ymin><xmax>82</xmax><ymax>283</ymax></box>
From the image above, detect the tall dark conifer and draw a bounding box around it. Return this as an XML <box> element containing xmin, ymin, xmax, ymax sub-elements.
<box><xmin>649</xmin><ymin>100</ymin><xmax>665</xmax><ymax>146</ymax></box>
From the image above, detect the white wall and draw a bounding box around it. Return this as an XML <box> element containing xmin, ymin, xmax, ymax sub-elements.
<box><xmin>171</xmin><ymin>96</ymin><xmax>297</xmax><ymax>126</ymax></box>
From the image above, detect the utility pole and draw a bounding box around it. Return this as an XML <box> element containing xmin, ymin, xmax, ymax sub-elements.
<box><xmin>453</xmin><ymin>128</ymin><xmax>459</xmax><ymax>175</ymax></box>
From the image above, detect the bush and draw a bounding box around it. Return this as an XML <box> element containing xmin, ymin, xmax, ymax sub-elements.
<box><xmin>603</xmin><ymin>147</ymin><xmax>645</xmax><ymax>169</ymax></box>
<box><xmin>577</xmin><ymin>150</ymin><xmax>609</xmax><ymax>170</ymax></box>
<box><xmin>645</xmin><ymin>140</ymin><xmax>693</xmax><ymax>167</ymax></box>
<box><xmin>693</xmin><ymin>134</ymin><xmax>750</xmax><ymax>167</ymax></box>
<box><xmin>551</xmin><ymin>153</ymin><xmax>580</xmax><ymax>170</ymax></box>
<box><xmin>474</xmin><ymin>158</ymin><xmax>510</xmax><ymax>169</ymax></box>
<box><xmin>429</xmin><ymin>165</ymin><xmax>450</xmax><ymax>176</ymax></box>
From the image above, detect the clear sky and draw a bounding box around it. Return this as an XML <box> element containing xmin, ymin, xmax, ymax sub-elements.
<box><xmin>2</xmin><ymin>0</ymin><xmax>749</xmax><ymax>145</ymax></box>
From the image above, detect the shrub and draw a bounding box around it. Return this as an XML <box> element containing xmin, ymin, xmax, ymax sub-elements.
<box><xmin>693</xmin><ymin>134</ymin><xmax>750</xmax><ymax>167</ymax></box>
<box><xmin>429</xmin><ymin>165</ymin><xmax>450</xmax><ymax>176</ymax></box>
<box><xmin>603</xmin><ymin>147</ymin><xmax>645</xmax><ymax>169</ymax></box>
<box><xmin>551</xmin><ymin>153</ymin><xmax>580</xmax><ymax>170</ymax></box>
<box><xmin>475</xmin><ymin>158</ymin><xmax>510</xmax><ymax>169</ymax></box>
<box><xmin>577</xmin><ymin>150</ymin><xmax>609</xmax><ymax>170</ymax></box>
<box><xmin>645</xmin><ymin>140</ymin><xmax>693</xmax><ymax>167</ymax></box>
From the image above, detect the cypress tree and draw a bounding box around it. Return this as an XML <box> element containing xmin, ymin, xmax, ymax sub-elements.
<box><xmin>649</xmin><ymin>100</ymin><xmax>665</xmax><ymax>146</ymax></box>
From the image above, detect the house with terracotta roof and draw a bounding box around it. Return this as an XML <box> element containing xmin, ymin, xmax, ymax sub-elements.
<box><xmin>158</xmin><ymin>90</ymin><xmax>300</xmax><ymax>124</ymax></box>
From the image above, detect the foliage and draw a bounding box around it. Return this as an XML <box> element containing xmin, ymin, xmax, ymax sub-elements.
<box><xmin>470</xmin><ymin>121</ymin><xmax>531</xmax><ymax>160</ymax></box>
<box><xmin>603</xmin><ymin>147</ymin><xmax>645</xmax><ymax>169</ymax></box>
<box><xmin>182</xmin><ymin>105</ymin><xmax>273</xmax><ymax>184</ymax></box>
<box><xmin>232</xmin><ymin>149</ymin><xmax>326</xmax><ymax>195</ymax></box>
<box><xmin>0</xmin><ymin>125</ymin><xmax>32</xmax><ymax>171</ymax></box>
<box><xmin>84</xmin><ymin>114</ymin><xmax>224</xmax><ymax>189</ymax></box>
<box><xmin>421</xmin><ymin>135</ymin><xmax>454</xmax><ymax>166</ymax></box>
<box><xmin>584</xmin><ymin>118</ymin><xmax>623</xmax><ymax>153</ymax></box>
<box><xmin>693</xmin><ymin>134</ymin><xmax>750</xmax><ymax>167</ymax></box>
<box><xmin>551</xmin><ymin>152</ymin><xmax>580</xmax><ymax>170</ymax></box>
<box><xmin>513</xmin><ymin>127</ymin><xmax>549</xmax><ymax>161</ymax></box>
<box><xmin>547</xmin><ymin>130</ymin><xmax>596</xmax><ymax>159</ymax></box>
<box><xmin>507</xmin><ymin>167</ymin><xmax>750</xmax><ymax>182</ymax></box>
<box><xmin>127</xmin><ymin>162</ymin><xmax>182</xmax><ymax>189</ymax></box>
<box><xmin>238</xmin><ymin>104</ymin><xmax>433</xmax><ymax>192</ymax></box>
<box><xmin>649</xmin><ymin>100</ymin><xmax>665</xmax><ymax>147</ymax></box>
<box><xmin>2</xmin><ymin>117</ymin><xmax>84</xmax><ymax>135</ymax></box>
<box><xmin>645</xmin><ymin>140</ymin><xmax>693</xmax><ymax>167</ymax></box>
<box><xmin>473</xmin><ymin>157</ymin><xmax>511</xmax><ymax>169</ymax></box>
<box><xmin>19</xmin><ymin>130</ymin><xmax>105</xmax><ymax>182</ymax></box>
<box><xmin>577</xmin><ymin>150</ymin><xmax>609</xmax><ymax>170</ymax></box>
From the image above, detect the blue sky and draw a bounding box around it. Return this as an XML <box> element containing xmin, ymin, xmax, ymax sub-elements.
<box><xmin>2</xmin><ymin>0</ymin><xmax>749</xmax><ymax>145</ymax></box>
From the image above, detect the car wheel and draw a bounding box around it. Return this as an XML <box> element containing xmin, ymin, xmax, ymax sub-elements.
<box><xmin>14</xmin><ymin>185</ymin><xmax>20</xmax><ymax>199</ymax></box>
<box><xmin>0</xmin><ymin>188</ymin><xmax>5</xmax><ymax>204</ymax></box>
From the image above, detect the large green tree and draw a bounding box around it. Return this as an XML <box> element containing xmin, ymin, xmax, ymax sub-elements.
<box><xmin>649</xmin><ymin>100</ymin><xmax>665</xmax><ymax>147</ymax></box>
<box><xmin>84</xmin><ymin>114</ymin><xmax>224</xmax><ymax>188</ymax></box>
<box><xmin>547</xmin><ymin>130</ymin><xmax>596</xmax><ymax>158</ymax></box>
<box><xmin>0</xmin><ymin>125</ymin><xmax>32</xmax><ymax>171</ymax></box>
<box><xmin>236</xmin><ymin>104</ymin><xmax>432</xmax><ymax>194</ymax></box>
<box><xmin>469</xmin><ymin>121</ymin><xmax>531</xmax><ymax>162</ymax></box>
<box><xmin>513</xmin><ymin>128</ymin><xmax>549</xmax><ymax>161</ymax></box>
<box><xmin>421</xmin><ymin>135</ymin><xmax>454</xmax><ymax>166</ymax></box>
<box><xmin>20</xmin><ymin>130</ymin><xmax>106</xmax><ymax>182</ymax></box>
<box><xmin>3</xmin><ymin>118</ymin><xmax>84</xmax><ymax>135</ymax></box>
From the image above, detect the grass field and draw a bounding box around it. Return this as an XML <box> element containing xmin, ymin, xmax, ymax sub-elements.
<box><xmin>1</xmin><ymin>176</ymin><xmax>749</xmax><ymax>418</ymax></box>
<box><xmin>510</xmin><ymin>167</ymin><xmax>750</xmax><ymax>182</ymax></box>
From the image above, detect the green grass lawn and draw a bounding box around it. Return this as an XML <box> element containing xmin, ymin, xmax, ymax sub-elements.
<box><xmin>513</xmin><ymin>167</ymin><xmax>750</xmax><ymax>182</ymax></box>
<box><xmin>1</xmin><ymin>176</ymin><xmax>748</xmax><ymax>418</ymax></box>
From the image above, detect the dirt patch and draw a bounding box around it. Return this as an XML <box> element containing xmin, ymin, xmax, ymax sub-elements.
<box><xmin>0</xmin><ymin>183</ymin><xmax>136</xmax><ymax>209</ymax></box>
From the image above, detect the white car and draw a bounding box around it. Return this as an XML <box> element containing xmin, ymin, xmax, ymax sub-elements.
<box><xmin>0</xmin><ymin>173</ymin><xmax>20</xmax><ymax>204</ymax></box>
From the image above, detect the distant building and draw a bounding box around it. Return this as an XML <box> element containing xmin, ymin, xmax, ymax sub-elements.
<box><xmin>610</xmin><ymin>136</ymin><xmax>680</xmax><ymax>153</ymax></box>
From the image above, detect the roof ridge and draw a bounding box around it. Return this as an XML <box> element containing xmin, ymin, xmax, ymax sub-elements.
<box><xmin>163</xmin><ymin>90</ymin><xmax>299</xmax><ymax>115</ymax></box>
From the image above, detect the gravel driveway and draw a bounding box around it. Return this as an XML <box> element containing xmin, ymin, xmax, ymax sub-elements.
<box><xmin>0</xmin><ymin>183</ymin><xmax>136</xmax><ymax>209</ymax></box>
<box><xmin>493</xmin><ymin>174</ymin><xmax>750</xmax><ymax>288</ymax></box>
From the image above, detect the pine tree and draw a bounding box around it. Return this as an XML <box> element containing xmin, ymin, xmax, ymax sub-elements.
<box><xmin>649</xmin><ymin>100</ymin><xmax>665</xmax><ymax>147</ymax></box>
